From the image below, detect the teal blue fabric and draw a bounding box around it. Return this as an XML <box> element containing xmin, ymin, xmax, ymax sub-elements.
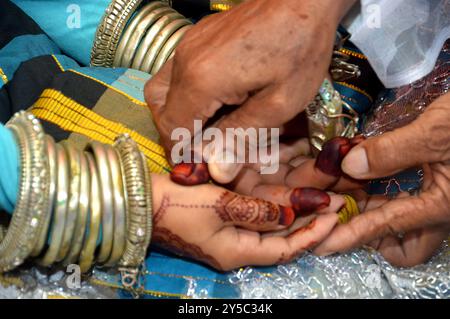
<box><xmin>0</xmin><ymin>124</ymin><xmax>19</xmax><ymax>213</ymax></box>
<box><xmin>0</xmin><ymin>34</ymin><xmax>60</xmax><ymax>90</ymax></box>
<box><xmin>11</xmin><ymin>0</ymin><xmax>110</xmax><ymax>65</ymax></box>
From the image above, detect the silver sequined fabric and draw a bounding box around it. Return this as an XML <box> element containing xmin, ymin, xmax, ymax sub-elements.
<box><xmin>228</xmin><ymin>242</ymin><xmax>450</xmax><ymax>299</ymax></box>
<box><xmin>2</xmin><ymin>242</ymin><xmax>447</xmax><ymax>299</ymax></box>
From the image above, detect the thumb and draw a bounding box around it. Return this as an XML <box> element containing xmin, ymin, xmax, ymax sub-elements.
<box><xmin>342</xmin><ymin>108</ymin><xmax>449</xmax><ymax>179</ymax></box>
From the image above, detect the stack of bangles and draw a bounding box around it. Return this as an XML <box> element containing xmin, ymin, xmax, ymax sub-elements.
<box><xmin>92</xmin><ymin>0</ymin><xmax>193</xmax><ymax>74</ymax></box>
<box><xmin>0</xmin><ymin>111</ymin><xmax>153</xmax><ymax>289</ymax></box>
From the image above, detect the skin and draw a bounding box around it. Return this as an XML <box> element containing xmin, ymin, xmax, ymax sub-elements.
<box><xmin>145</xmin><ymin>0</ymin><xmax>357</xmax><ymax>183</ymax></box>
<box><xmin>150</xmin><ymin>173</ymin><xmax>344</xmax><ymax>271</ymax></box>
<box><xmin>313</xmin><ymin>93</ymin><xmax>450</xmax><ymax>266</ymax></box>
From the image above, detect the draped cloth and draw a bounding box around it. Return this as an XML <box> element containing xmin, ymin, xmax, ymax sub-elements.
<box><xmin>344</xmin><ymin>0</ymin><xmax>450</xmax><ymax>88</ymax></box>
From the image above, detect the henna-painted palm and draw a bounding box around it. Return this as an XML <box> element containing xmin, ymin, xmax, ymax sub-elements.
<box><xmin>150</xmin><ymin>173</ymin><xmax>344</xmax><ymax>271</ymax></box>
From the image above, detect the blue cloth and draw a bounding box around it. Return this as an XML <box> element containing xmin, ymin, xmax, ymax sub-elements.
<box><xmin>11</xmin><ymin>0</ymin><xmax>110</xmax><ymax>65</ymax></box>
<box><xmin>0</xmin><ymin>124</ymin><xmax>19</xmax><ymax>213</ymax></box>
<box><xmin>0</xmin><ymin>34</ymin><xmax>60</xmax><ymax>90</ymax></box>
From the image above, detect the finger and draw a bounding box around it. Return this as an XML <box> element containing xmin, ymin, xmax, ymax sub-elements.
<box><xmin>145</xmin><ymin>58</ymin><xmax>174</xmax><ymax>117</ymax></box>
<box><xmin>229</xmin><ymin>213</ymin><xmax>338</xmax><ymax>268</ymax></box>
<box><xmin>207</xmin><ymin>83</ymin><xmax>312</xmax><ymax>184</ymax></box>
<box><xmin>285</xmin><ymin>158</ymin><xmax>361</xmax><ymax>191</ymax></box>
<box><xmin>213</xmin><ymin>190</ymin><xmax>295</xmax><ymax>231</ymax></box>
<box><xmin>313</xmin><ymin>193</ymin><xmax>448</xmax><ymax>256</ymax></box>
<box><xmin>376</xmin><ymin>226</ymin><xmax>449</xmax><ymax>267</ymax></box>
<box><xmin>342</xmin><ymin>95</ymin><xmax>450</xmax><ymax>179</ymax></box>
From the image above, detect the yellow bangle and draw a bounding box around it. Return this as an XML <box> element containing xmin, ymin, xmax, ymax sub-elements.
<box><xmin>338</xmin><ymin>195</ymin><xmax>360</xmax><ymax>224</ymax></box>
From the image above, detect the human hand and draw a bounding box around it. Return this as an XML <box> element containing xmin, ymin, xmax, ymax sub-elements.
<box><xmin>145</xmin><ymin>0</ymin><xmax>356</xmax><ymax>183</ymax></box>
<box><xmin>312</xmin><ymin>93</ymin><xmax>450</xmax><ymax>266</ymax></box>
<box><xmin>150</xmin><ymin>173</ymin><xmax>344</xmax><ymax>271</ymax></box>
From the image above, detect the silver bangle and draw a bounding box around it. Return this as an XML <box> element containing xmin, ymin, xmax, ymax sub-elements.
<box><xmin>1</xmin><ymin>112</ymin><xmax>50</xmax><ymax>272</ymax></box>
<box><xmin>57</xmin><ymin>142</ymin><xmax>81</xmax><ymax>262</ymax></box>
<box><xmin>79</xmin><ymin>152</ymin><xmax>102</xmax><ymax>273</ymax></box>
<box><xmin>140</xmin><ymin>17</ymin><xmax>191</xmax><ymax>74</ymax></box>
<box><xmin>91</xmin><ymin>0</ymin><xmax>144</xmax><ymax>67</ymax></box>
<box><xmin>113</xmin><ymin>1</ymin><xmax>169</xmax><ymax>67</ymax></box>
<box><xmin>64</xmin><ymin>145</ymin><xmax>90</xmax><ymax>265</ymax></box>
<box><xmin>151</xmin><ymin>24</ymin><xmax>191</xmax><ymax>74</ymax></box>
<box><xmin>38</xmin><ymin>143</ymin><xmax>69</xmax><ymax>267</ymax></box>
<box><xmin>131</xmin><ymin>12</ymin><xmax>183</xmax><ymax>70</ymax></box>
<box><xmin>86</xmin><ymin>142</ymin><xmax>114</xmax><ymax>264</ymax></box>
<box><xmin>120</xmin><ymin>6</ymin><xmax>175</xmax><ymax>68</ymax></box>
<box><xmin>114</xmin><ymin>134</ymin><xmax>152</xmax><ymax>288</ymax></box>
<box><xmin>103</xmin><ymin>145</ymin><xmax>127</xmax><ymax>267</ymax></box>
<box><xmin>31</xmin><ymin>135</ymin><xmax>57</xmax><ymax>257</ymax></box>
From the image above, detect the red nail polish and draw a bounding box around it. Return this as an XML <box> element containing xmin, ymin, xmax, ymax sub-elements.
<box><xmin>290</xmin><ymin>188</ymin><xmax>331</xmax><ymax>216</ymax></box>
<box><xmin>315</xmin><ymin>137</ymin><xmax>352</xmax><ymax>177</ymax></box>
<box><xmin>279</xmin><ymin>206</ymin><xmax>295</xmax><ymax>226</ymax></box>
<box><xmin>170</xmin><ymin>163</ymin><xmax>210</xmax><ymax>186</ymax></box>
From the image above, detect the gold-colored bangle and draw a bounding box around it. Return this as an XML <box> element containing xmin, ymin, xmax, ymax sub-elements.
<box><xmin>79</xmin><ymin>152</ymin><xmax>102</xmax><ymax>273</ymax></box>
<box><xmin>57</xmin><ymin>142</ymin><xmax>81</xmax><ymax>262</ymax></box>
<box><xmin>31</xmin><ymin>136</ymin><xmax>57</xmax><ymax>257</ymax></box>
<box><xmin>338</xmin><ymin>195</ymin><xmax>360</xmax><ymax>224</ymax></box>
<box><xmin>113</xmin><ymin>1</ymin><xmax>169</xmax><ymax>67</ymax></box>
<box><xmin>64</xmin><ymin>147</ymin><xmax>90</xmax><ymax>265</ymax></box>
<box><xmin>0</xmin><ymin>112</ymin><xmax>50</xmax><ymax>272</ymax></box>
<box><xmin>103</xmin><ymin>145</ymin><xmax>127</xmax><ymax>267</ymax></box>
<box><xmin>131</xmin><ymin>12</ymin><xmax>183</xmax><ymax>70</ymax></box>
<box><xmin>38</xmin><ymin>143</ymin><xmax>69</xmax><ymax>267</ymax></box>
<box><xmin>151</xmin><ymin>24</ymin><xmax>191</xmax><ymax>74</ymax></box>
<box><xmin>140</xmin><ymin>17</ymin><xmax>190</xmax><ymax>74</ymax></box>
<box><xmin>86</xmin><ymin>142</ymin><xmax>114</xmax><ymax>264</ymax></box>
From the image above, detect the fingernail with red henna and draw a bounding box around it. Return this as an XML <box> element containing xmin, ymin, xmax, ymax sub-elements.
<box><xmin>279</xmin><ymin>206</ymin><xmax>295</xmax><ymax>226</ymax></box>
<box><xmin>170</xmin><ymin>162</ymin><xmax>210</xmax><ymax>186</ymax></box>
<box><xmin>290</xmin><ymin>188</ymin><xmax>331</xmax><ymax>216</ymax></box>
<box><xmin>315</xmin><ymin>137</ymin><xmax>353</xmax><ymax>177</ymax></box>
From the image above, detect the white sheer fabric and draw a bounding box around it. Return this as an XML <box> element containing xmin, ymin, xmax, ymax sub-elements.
<box><xmin>344</xmin><ymin>0</ymin><xmax>450</xmax><ymax>88</ymax></box>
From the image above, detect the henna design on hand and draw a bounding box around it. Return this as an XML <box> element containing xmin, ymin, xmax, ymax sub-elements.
<box><xmin>315</xmin><ymin>136</ymin><xmax>365</xmax><ymax>177</ymax></box>
<box><xmin>214</xmin><ymin>191</ymin><xmax>283</xmax><ymax>225</ymax></box>
<box><xmin>153</xmin><ymin>227</ymin><xmax>222</xmax><ymax>270</ymax></box>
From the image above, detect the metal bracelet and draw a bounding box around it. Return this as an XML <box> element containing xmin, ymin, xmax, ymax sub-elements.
<box><xmin>151</xmin><ymin>24</ymin><xmax>191</xmax><ymax>74</ymax></box>
<box><xmin>91</xmin><ymin>0</ymin><xmax>144</xmax><ymax>67</ymax></box>
<box><xmin>86</xmin><ymin>142</ymin><xmax>115</xmax><ymax>264</ymax></box>
<box><xmin>1</xmin><ymin>112</ymin><xmax>50</xmax><ymax>272</ymax></box>
<box><xmin>79</xmin><ymin>152</ymin><xmax>102</xmax><ymax>273</ymax></box>
<box><xmin>103</xmin><ymin>145</ymin><xmax>127</xmax><ymax>267</ymax></box>
<box><xmin>56</xmin><ymin>142</ymin><xmax>81</xmax><ymax>262</ymax></box>
<box><xmin>31</xmin><ymin>135</ymin><xmax>57</xmax><ymax>257</ymax></box>
<box><xmin>64</xmin><ymin>146</ymin><xmax>90</xmax><ymax>265</ymax></box>
<box><xmin>38</xmin><ymin>143</ymin><xmax>69</xmax><ymax>267</ymax></box>
<box><xmin>113</xmin><ymin>1</ymin><xmax>169</xmax><ymax>67</ymax></box>
<box><xmin>132</xmin><ymin>12</ymin><xmax>183</xmax><ymax>70</ymax></box>
<box><xmin>114</xmin><ymin>134</ymin><xmax>152</xmax><ymax>288</ymax></box>
<box><xmin>141</xmin><ymin>17</ymin><xmax>191</xmax><ymax>74</ymax></box>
